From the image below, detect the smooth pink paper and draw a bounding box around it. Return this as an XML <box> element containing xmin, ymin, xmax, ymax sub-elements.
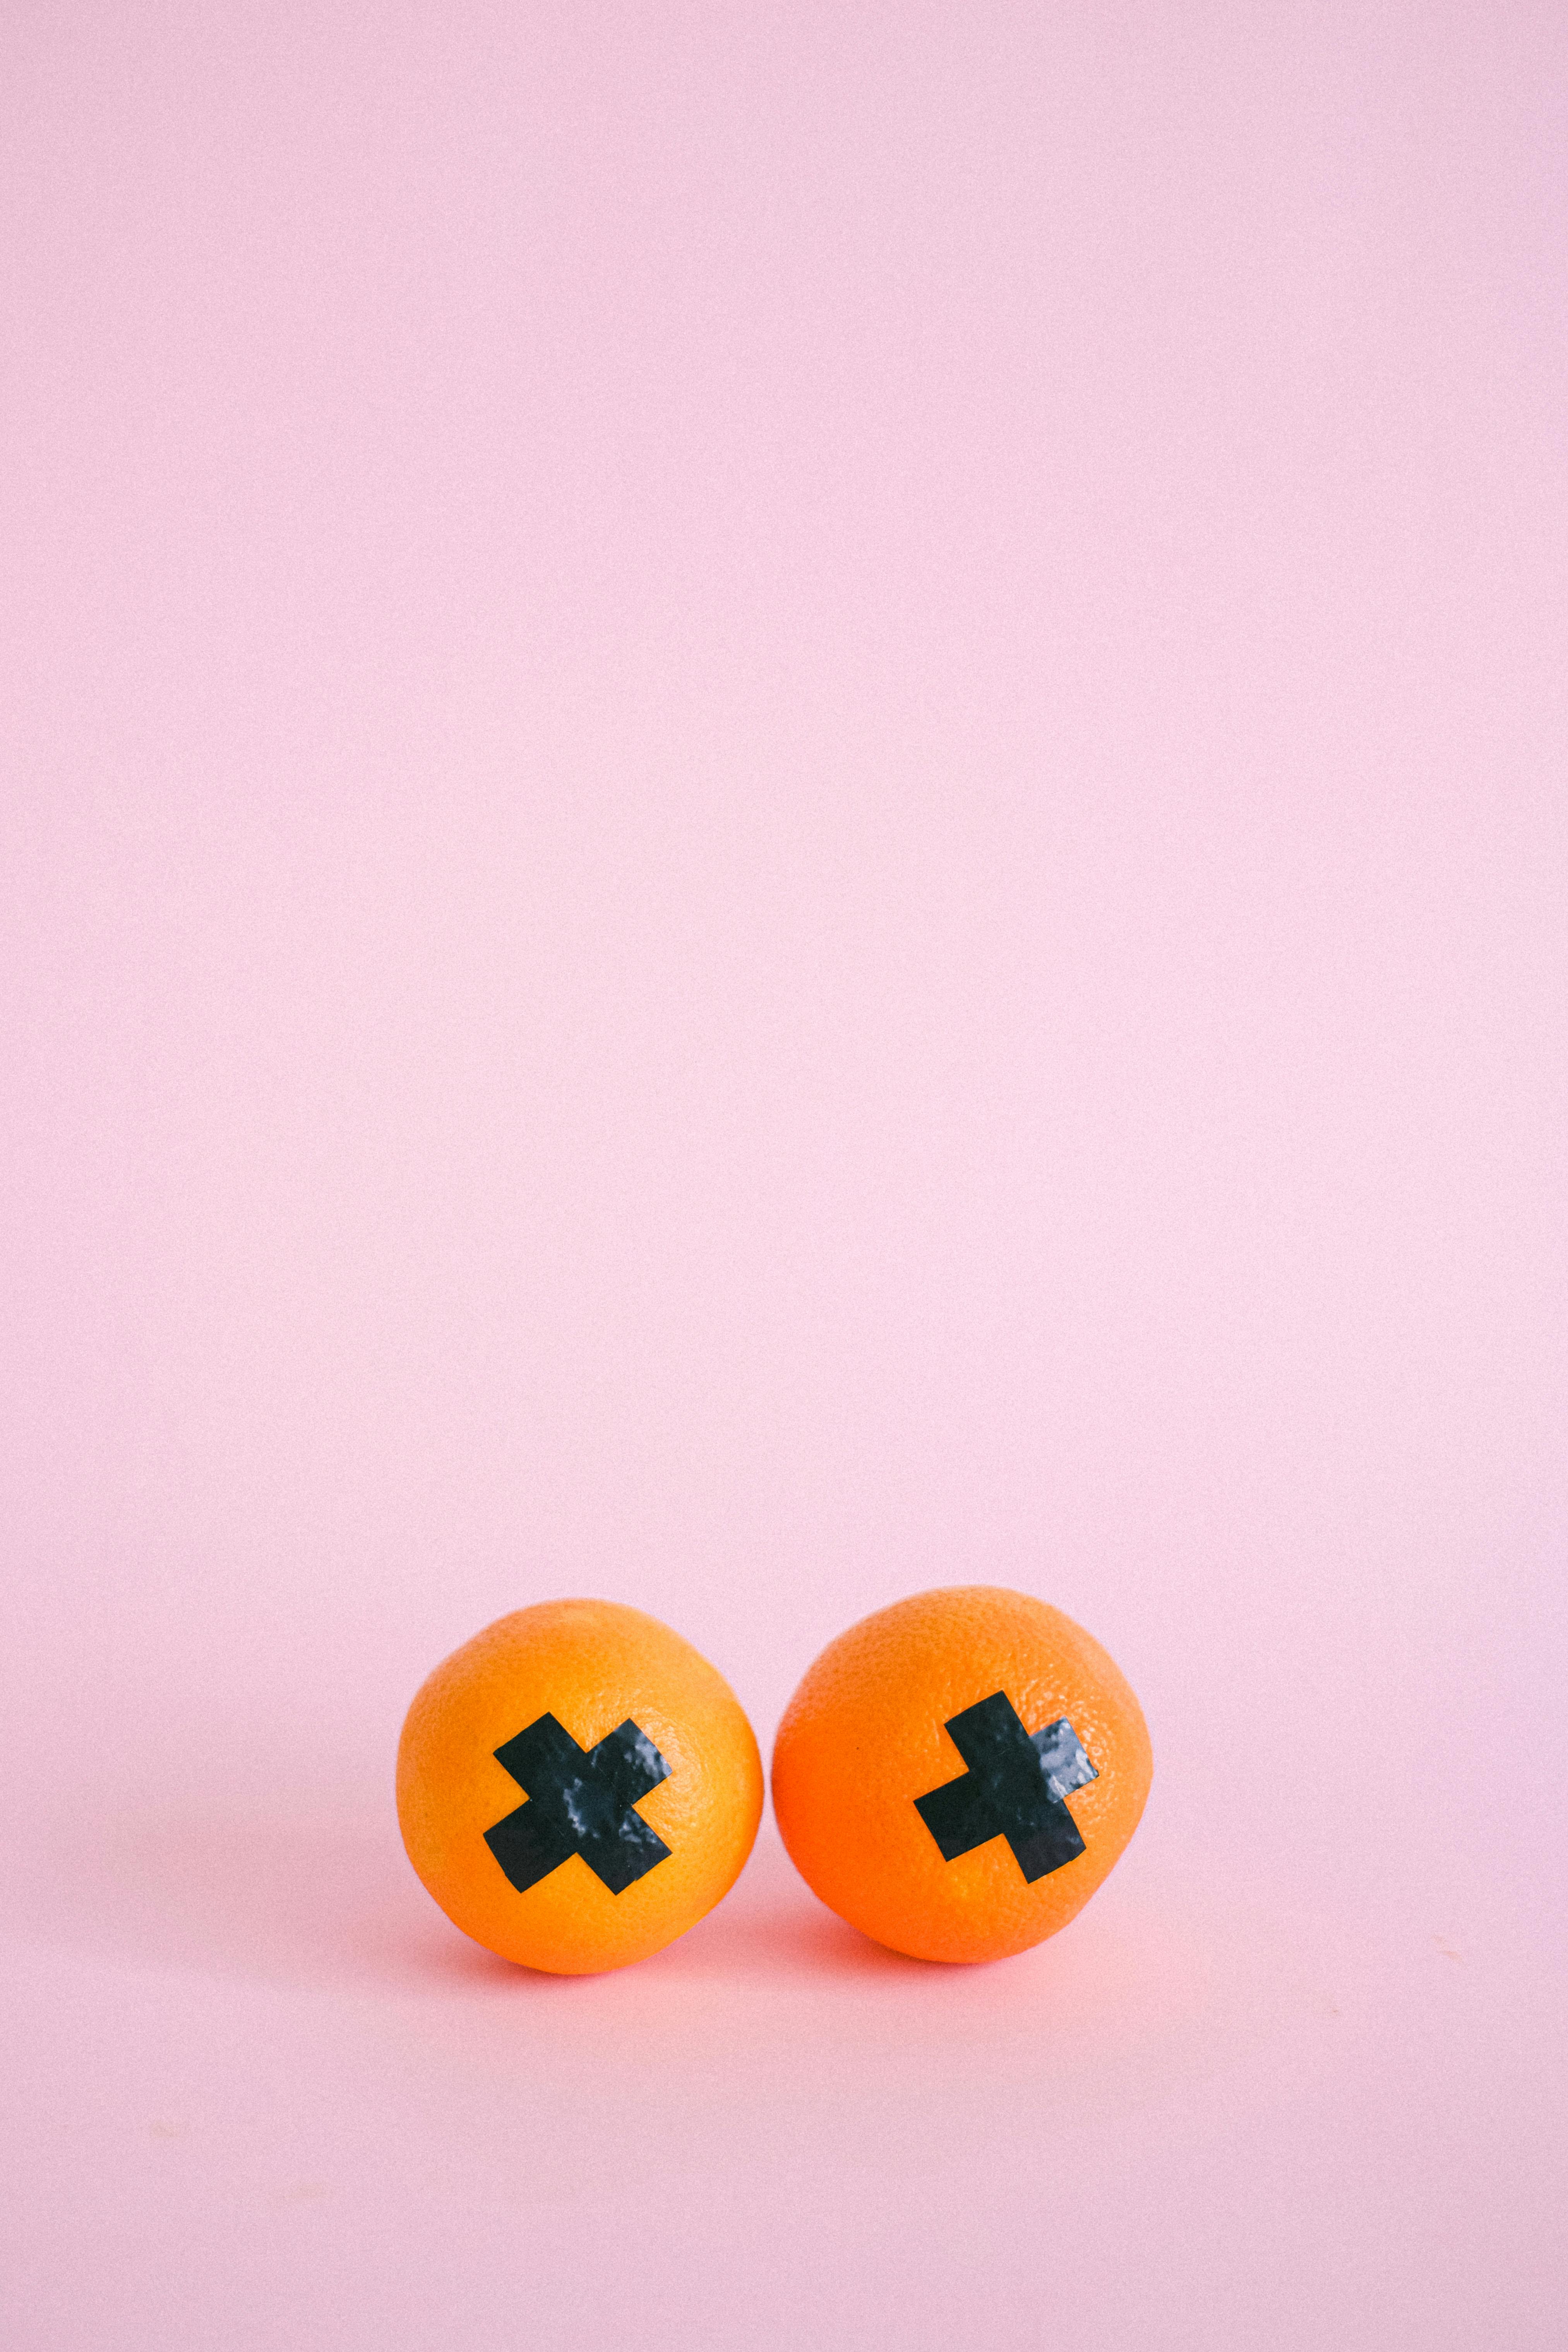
<box><xmin>2</xmin><ymin>5</ymin><xmax>1564</xmax><ymax>2347</ymax></box>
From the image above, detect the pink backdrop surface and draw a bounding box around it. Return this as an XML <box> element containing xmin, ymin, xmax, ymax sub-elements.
<box><xmin>3</xmin><ymin>5</ymin><xmax>1565</xmax><ymax>2346</ymax></box>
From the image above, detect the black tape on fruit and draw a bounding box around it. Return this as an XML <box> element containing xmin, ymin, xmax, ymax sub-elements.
<box><xmin>914</xmin><ymin>1692</ymin><xmax>1097</xmax><ymax>1884</ymax></box>
<box><xmin>485</xmin><ymin>1713</ymin><xmax>673</xmax><ymax>1896</ymax></box>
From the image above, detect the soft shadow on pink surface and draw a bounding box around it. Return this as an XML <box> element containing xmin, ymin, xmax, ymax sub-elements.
<box><xmin>2</xmin><ymin>1795</ymin><xmax>1214</xmax><ymax>2034</ymax></box>
<box><xmin>0</xmin><ymin>1804</ymin><xmax>957</xmax><ymax>1991</ymax></box>
<box><xmin>1</xmin><ymin>1799</ymin><xmax>857</xmax><ymax>1992</ymax></box>
<box><xmin>4</xmin><ymin>1808</ymin><xmax>503</xmax><ymax>1994</ymax></box>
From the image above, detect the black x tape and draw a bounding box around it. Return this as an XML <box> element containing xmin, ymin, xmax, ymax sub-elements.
<box><xmin>484</xmin><ymin>1713</ymin><xmax>673</xmax><ymax>1896</ymax></box>
<box><xmin>914</xmin><ymin>1692</ymin><xmax>1098</xmax><ymax>1883</ymax></box>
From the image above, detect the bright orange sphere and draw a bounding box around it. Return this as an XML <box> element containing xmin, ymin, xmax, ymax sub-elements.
<box><xmin>772</xmin><ymin>1586</ymin><xmax>1152</xmax><ymax>1964</ymax></box>
<box><xmin>398</xmin><ymin>1599</ymin><xmax>762</xmax><ymax>1974</ymax></box>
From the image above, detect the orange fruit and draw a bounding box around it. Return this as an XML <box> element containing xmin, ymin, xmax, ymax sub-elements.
<box><xmin>397</xmin><ymin>1599</ymin><xmax>762</xmax><ymax>1974</ymax></box>
<box><xmin>772</xmin><ymin>1586</ymin><xmax>1152</xmax><ymax>1964</ymax></box>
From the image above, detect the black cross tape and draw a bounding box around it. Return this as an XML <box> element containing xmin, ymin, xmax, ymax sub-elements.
<box><xmin>914</xmin><ymin>1691</ymin><xmax>1097</xmax><ymax>1883</ymax></box>
<box><xmin>484</xmin><ymin>1713</ymin><xmax>673</xmax><ymax>1896</ymax></box>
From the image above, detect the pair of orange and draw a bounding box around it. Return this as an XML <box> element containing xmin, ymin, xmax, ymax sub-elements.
<box><xmin>397</xmin><ymin>1588</ymin><xmax>1152</xmax><ymax>1974</ymax></box>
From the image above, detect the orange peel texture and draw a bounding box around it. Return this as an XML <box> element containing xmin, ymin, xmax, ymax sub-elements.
<box><xmin>771</xmin><ymin>1585</ymin><xmax>1152</xmax><ymax>1964</ymax></box>
<box><xmin>398</xmin><ymin>1599</ymin><xmax>763</xmax><ymax>1974</ymax></box>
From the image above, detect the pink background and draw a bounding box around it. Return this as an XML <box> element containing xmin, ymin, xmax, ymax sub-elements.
<box><xmin>3</xmin><ymin>5</ymin><xmax>1565</xmax><ymax>2345</ymax></box>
